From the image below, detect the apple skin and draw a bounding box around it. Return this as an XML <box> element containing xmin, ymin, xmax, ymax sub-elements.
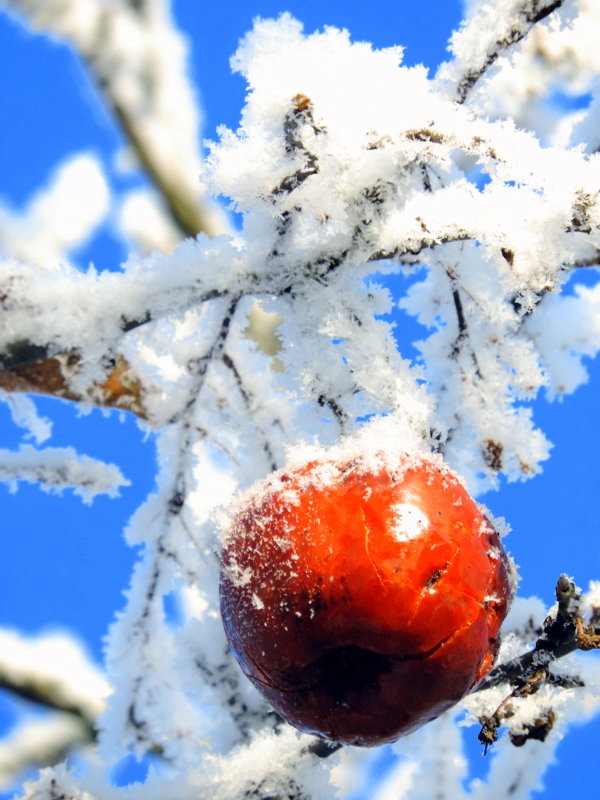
<box><xmin>219</xmin><ymin>452</ymin><xmax>513</xmax><ymax>746</ymax></box>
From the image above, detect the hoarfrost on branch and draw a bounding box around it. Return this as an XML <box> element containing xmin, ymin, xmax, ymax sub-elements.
<box><xmin>1</xmin><ymin>0</ymin><xmax>600</xmax><ymax>798</ymax></box>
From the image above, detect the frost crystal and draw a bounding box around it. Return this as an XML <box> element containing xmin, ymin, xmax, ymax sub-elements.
<box><xmin>2</xmin><ymin>0</ymin><xmax>600</xmax><ymax>797</ymax></box>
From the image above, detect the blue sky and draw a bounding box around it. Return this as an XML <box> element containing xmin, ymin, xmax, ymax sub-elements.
<box><xmin>1</xmin><ymin>1</ymin><xmax>599</xmax><ymax>796</ymax></box>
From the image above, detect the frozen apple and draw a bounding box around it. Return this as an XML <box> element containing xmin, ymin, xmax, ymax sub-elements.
<box><xmin>219</xmin><ymin>450</ymin><xmax>513</xmax><ymax>746</ymax></box>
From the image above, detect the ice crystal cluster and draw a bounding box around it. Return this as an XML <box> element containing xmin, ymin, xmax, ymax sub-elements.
<box><xmin>1</xmin><ymin>0</ymin><xmax>600</xmax><ymax>798</ymax></box>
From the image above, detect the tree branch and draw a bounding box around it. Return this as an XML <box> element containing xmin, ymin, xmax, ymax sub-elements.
<box><xmin>454</xmin><ymin>0</ymin><xmax>564</xmax><ymax>104</ymax></box>
<box><xmin>3</xmin><ymin>0</ymin><xmax>227</xmax><ymax>241</ymax></box>
<box><xmin>109</xmin><ymin>100</ymin><xmax>217</xmax><ymax>240</ymax></box>
<box><xmin>475</xmin><ymin>575</ymin><xmax>600</xmax><ymax>751</ymax></box>
<box><xmin>0</xmin><ymin>676</ymin><xmax>96</xmax><ymax>744</ymax></box>
<box><xmin>0</xmin><ymin>352</ymin><xmax>147</xmax><ymax>418</ymax></box>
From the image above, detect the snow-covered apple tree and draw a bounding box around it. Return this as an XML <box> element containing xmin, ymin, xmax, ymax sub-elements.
<box><xmin>1</xmin><ymin>0</ymin><xmax>600</xmax><ymax>797</ymax></box>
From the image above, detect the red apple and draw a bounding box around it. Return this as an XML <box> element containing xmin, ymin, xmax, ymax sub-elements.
<box><xmin>219</xmin><ymin>450</ymin><xmax>513</xmax><ymax>746</ymax></box>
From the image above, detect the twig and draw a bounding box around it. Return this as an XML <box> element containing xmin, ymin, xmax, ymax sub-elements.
<box><xmin>222</xmin><ymin>352</ymin><xmax>279</xmax><ymax>472</ymax></box>
<box><xmin>455</xmin><ymin>0</ymin><xmax>564</xmax><ymax>104</ymax></box>
<box><xmin>476</xmin><ymin>575</ymin><xmax>600</xmax><ymax>752</ymax></box>
<box><xmin>0</xmin><ymin>675</ymin><xmax>96</xmax><ymax>744</ymax></box>
<box><xmin>110</xmin><ymin>98</ymin><xmax>218</xmax><ymax>240</ymax></box>
<box><xmin>122</xmin><ymin>298</ymin><xmax>243</xmax><ymax>750</ymax></box>
<box><xmin>5</xmin><ymin>0</ymin><xmax>226</xmax><ymax>240</ymax></box>
<box><xmin>272</xmin><ymin>94</ymin><xmax>325</xmax><ymax>198</ymax></box>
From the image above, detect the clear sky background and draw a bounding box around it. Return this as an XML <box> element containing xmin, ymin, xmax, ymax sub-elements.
<box><xmin>0</xmin><ymin>1</ymin><xmax>599</xmax><ymax>797</ymax></box>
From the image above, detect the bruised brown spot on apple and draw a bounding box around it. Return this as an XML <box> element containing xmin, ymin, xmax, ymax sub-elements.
<box><xmin>425</xmin><ymin>561</ymin><xmax>450</xmax><ymax>589</ymax></box>
<box><xmin>220</xmin><ymin>451</ymin><xmax>513</xmax><ymax>746</ymax></box>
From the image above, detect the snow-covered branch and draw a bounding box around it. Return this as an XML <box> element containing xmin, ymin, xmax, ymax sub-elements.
<box><xmin>441</xmin><ymin>0</ymin><xmax>565</xmax><ymax>103</ymax></box>
<box><xmin>0</xmin><ymin>445</ymin><xmax>129</xmax><ymax>500</ymax></box>
<box><xmin>0</xmin><ymin>0</ymin><xmax>227</xmax><ymax>242</ymax></box>
<box><xmin>0</xmin><ymin>715</ymin><xmax>92</xmax><ymax>792</ymax></box>
<box><xmin>475</xmin><ymin>576</ymin><xmax>600</xmax><ymax>749</ymax></box>
<box><xmin>0</xmin><ymin>631</ymin><xmax>110</xmax><ymax>787</ymax></box>
<box><xmin>0</xmin><ymin>630</ymin><xmax>109</xmax><ymax>723</ymax></box>
<box><xmin>2</xmin><ymin>1</ymin><xmax>600</xmax><ymax>798</ymax></box>
<box><xmin>1</xmin><ymin>15</ymin><xmax>599</xmax><ymax>488</ymax></box>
